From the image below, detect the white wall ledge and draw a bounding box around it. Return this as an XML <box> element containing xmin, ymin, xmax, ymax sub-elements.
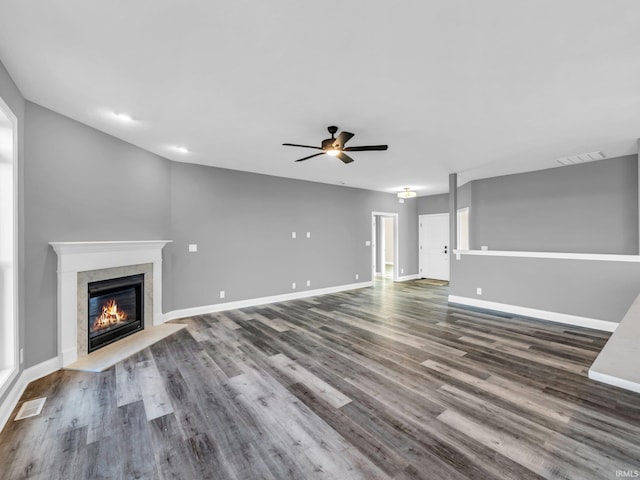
<box><xmin>453</xmin><ymin>249</ymin><xmax>640</xmax><ymax>263</ymax></box>
<box><xmin>589</xmin><ymin>292</ymin><xmax>640</xmax><ymax>393</ymax></box>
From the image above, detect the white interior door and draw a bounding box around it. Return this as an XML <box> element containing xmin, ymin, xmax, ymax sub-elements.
<box><xmin>419</xmin><ymin>214</ymin><xmax>450</xmax><ymax>281</ymax></box>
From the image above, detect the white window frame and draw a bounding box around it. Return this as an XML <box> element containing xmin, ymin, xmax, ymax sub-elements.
<box><xmin>0</xmin><ymin>94</ymin><xmax>19</xmax><ymax>398</ymax></box>
<box><xmin>457</xmin><ymin>207</ymin><xmax>470</xmax><ymax>251</ymax></box>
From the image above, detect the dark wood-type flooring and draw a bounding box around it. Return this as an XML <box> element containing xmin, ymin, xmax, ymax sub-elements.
<box><xmin>2</xmin><ymin>280</ymin><xmax>640</xmax><ymax>479</ymax></box>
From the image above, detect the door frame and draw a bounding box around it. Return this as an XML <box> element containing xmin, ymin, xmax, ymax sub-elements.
<box><xmin>418</xmin><ymin>213</ymin><xmax>450</xmax><ymax>281</ymax></box>
<box><xmin>371</xmin><ymin>212</ymin><xmax>399</xmax><ymax>281</ymax></box>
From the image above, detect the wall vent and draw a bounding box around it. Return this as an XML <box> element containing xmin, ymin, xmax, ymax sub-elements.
<box><xmin>557</xmin><ymin>151</ymin><xmax>606</xmax><ymax>166</ymax></box>
<box><xmin>14</xmin><ymin>397</ymin><xmax>46</xmax><ymax>421</ymax></box>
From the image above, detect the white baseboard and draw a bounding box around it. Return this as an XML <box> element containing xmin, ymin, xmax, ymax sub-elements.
<box><xmin>448</xmin><ymin>295</ymin><xmax>618</xmax><ymax>332</ymax></box>
<box><xmin>163</xmin><ymin>281</ymin><xmax>374</xmax><ymax>322</ymax></box>
<box><xmin>396</xmin><ymin>274</ymin><xmax>420</xmax><ymax>282</ymax></box>
<box><xmin>0</xmin><ymin>356</ymin><xmax>61</xmax><ymax>432</ymax></box>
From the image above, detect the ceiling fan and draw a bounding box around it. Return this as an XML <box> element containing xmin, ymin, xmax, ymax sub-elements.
<box><xmin>283</xmin><ymin>126</ymin><xmax>388</xmax><ymax>164</ymax></box>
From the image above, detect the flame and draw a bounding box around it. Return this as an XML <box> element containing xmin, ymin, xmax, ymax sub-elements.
<box><xmin>92</xmin><ymin>299</ymin><xmax>128</xmax><ymax>331</ymax></box>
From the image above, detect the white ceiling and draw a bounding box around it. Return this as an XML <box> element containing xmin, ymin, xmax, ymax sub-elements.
<box><xmin>1</xmin><ymin>1</ymin><xmax>639</xmax><ymax>195</ymax></box>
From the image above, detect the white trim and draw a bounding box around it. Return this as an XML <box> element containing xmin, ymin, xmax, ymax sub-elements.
<box><xmin>164</xmin><ymin>281</ymin><xmax>374</xmax><ymax>322</ymax></box>
<box><xmin>0</xmin><ymin>368</ymin><xmax>18</xmax><ymax>402</ymax></box>
<box><xmin>0</xmin><ymin>356</ymin><xmax>61</xmax><ymax>432</ymax></box>
<box><xmin>0</xmin><ymin>93</ymin><xmax>19</xmax><ymax>400</ymax></box>
<box><xmin>588</xmin><ymin>370</ymin><xmax>640</xmax><ymax>394</ymax></box>
<box><xmin>456</xmin><ymin>207</ymin><xmax>470</xmax><ymax>251</ymax></box>
<box><xmin>453</xmin><ymin>249</ymin><xmax>640</xmax><ymax>263</ymax></box>
<box><xmin>448</xmin><ymin>295</ymin><xmax>618</xmax><ymax>332</ymax></box>
<box><xmin>372</xmin><ymin>211</ymin><xmax>400</xmax><ymax>281</ymax></box>
<box><xmin>419</xmin><ymin>213</ymin><xmax>450</xmax><ymax>281</ymax></box>
<box><xmin>50</xmin><ymin>240</ymin><xmax>171</xmax><ymax>367</ymax></box>
<box><xmin>396</xmin><ymin>274</ymin><xmax>420</xmax><ymax>282</ymax></box>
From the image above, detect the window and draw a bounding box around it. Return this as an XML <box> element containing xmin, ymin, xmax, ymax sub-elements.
<box><xmin>0</xmin><ymin>95</ymin><xmax>18</xmax><ymax>396</ymax></box>
<box><xmin>457</xmin><ymin>207</ymin><xmax>469</xmax><ymax>250</ymax></box>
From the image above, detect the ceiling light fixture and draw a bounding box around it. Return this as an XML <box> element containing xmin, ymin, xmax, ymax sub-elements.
<box><xmin>173</xmin><ymin>146</ymin><xmax>189</xmax><ymax>153</ymax></box>
<box><xmin>397</xmin><ymin>187</ymin><xmax>417</xmax><ymax>199</ymax></box>
<box><xmin>326</xmin><ymin>149</ymin><xmax>339</xmax><ymax>157</ymax></box>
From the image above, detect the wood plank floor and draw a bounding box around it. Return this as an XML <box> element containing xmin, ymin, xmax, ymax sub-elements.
<box><xmin>2</xmin><ymin>280</ymin><xmax>640</xmax><ymax>479</ymax></box>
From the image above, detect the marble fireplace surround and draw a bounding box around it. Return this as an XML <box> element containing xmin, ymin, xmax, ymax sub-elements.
<box><xmin>50</xmin><ymin>240</ymin><xmax>171</xmax><ymax>367</ymax></box>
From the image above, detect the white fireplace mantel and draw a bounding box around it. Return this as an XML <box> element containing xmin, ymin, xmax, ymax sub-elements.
<box><xmin>50</xmin><ymin>240</ymin><xmax>171</xmax><ymax>367</ymax></box>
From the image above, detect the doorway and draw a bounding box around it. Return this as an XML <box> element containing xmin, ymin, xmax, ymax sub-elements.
<box><xmin>371</xmin><ymin>212</ymin><xmax>399</xmax><ymax>281</ymax></box>
<box><xmin>419</xmin><ymin>213</ymin><xmax>449</xmax><ymax>281</ymax></box>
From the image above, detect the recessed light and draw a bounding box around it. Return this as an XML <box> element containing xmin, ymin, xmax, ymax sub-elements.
<box><xmin>173</xmin><ymin>146</ymin><xmax>189</xmax><ymax>153</ymax></box>
<box><xmin>113</xmin><ymin>112</ymin><xmax>133</xmax><ymax>123</ymax></box>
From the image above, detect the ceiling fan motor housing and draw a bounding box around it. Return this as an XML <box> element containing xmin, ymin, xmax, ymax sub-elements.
<box><xmin>322</xmin><ymin>138</ymin><xmax>336</xmax><ymax>149</ymax></box>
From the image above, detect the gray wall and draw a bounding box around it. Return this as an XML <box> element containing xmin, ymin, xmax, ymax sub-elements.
<box><xmin>451</xmin><ymin>255</ymin><xmax>640</xmax><ymax>323</ymax></box>
<box><xmin>0</xmin><ymin>59</ymin><xmax>25</xmax><ymax>406</ymax></box>
<box><xmin>374</xmin><ymin>215</ymin><xmax>383</xmax><ymax>274</ymax></box>
<box><xmin>417</xmin><ymin>183</ymin><xmax>472</xmax><ymax>215</ymax></box>
<box><xmin>19</xmin><ymin>101</ymin><xmax>418</xmax><ymax>366</ymax></box>
<box><xmin>448</xmin><ymin>155</ymin><xmax>640</xmax><ymax>324</ymax></box>
<box><xmin>417</xmin><ymin>192</ymin><xmax>449</xmax><ymax>215</ymax></box>
<box><xmin>470</xmin><ymin>156</ymin><xmax>638</xmax><ymax>254</ymax></box>
<box><xmin>384</xmin><ymin>217</ymin><xmax>393</xmax><ymax>262</ymax></box>
<box><xmin>166</xmin><ymin>162</ymin><xmax>418</xmax><ymax>311</ymax></box>
<box><xmin>24</xmin><ymin>102</ymin><xmax>172</xmax><ymax>366</ymax></box>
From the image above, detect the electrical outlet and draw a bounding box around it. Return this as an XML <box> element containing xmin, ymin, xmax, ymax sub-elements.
<box><xmin>355</xmin><ymin>274</ymin><xmax>359</xmax><ymax>280</ymax></box>
<box><xmin>398</xmin><ymin>198</ymin><xmax>405</xmax><ymax>204</ymax></box>
<box><xmin>306</xmin><ymin>280</ymin><xmax>311</xmax><ymax>287</ymax></box>
<box><xmin>292</xmin><ymin>282</ymin><xmax>296</xmax><ymax>289</ymax></box>
<box><xmin>401</xmin><ymin>268</ymin><xmax>404</xmax><ymax>274</ymax></box>
<box><xmin>291</xmin><ymin>232</ymin><xmax>296</xmax><ymax>239</ymax></box>
<box><xmin>365</xmin><ymin>240</ymin><xmax>371</xmax><ymax>246</ymax></box>
<box><xmin>188</xmin><ymin>244</ymin><xmax>198</xmax><ymax>252</ymax></box>
<box><xmin>481</xmin><ymin>246</ymin><xmax>488</xmax><ymax>251</ymax></box>
<box><xmin>219</xmin><ymin>290</ymin><xmax>225</xmax><ymax>299</ymax></box>
<box><xmin>306</xmin><ymin>232</ymin><xmax>311</xmax><ymax>238</ymax></box>
<box><xmin>476</xmin><ymin>287</ymin><xmax>482</xmax><ymax>295</ymax></box>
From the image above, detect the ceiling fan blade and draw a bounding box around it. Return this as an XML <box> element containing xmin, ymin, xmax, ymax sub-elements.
<box><xmin>283</xmin><ymin>143</ymin><xmax>324</xmax><ymax>150</ymax></box>
<box><xmin>336</xmin><ymin>152</ymin><xmax>355</xmax><ymax>164</ymax></box>
<box><xmin>333</xmin><ymin>131</ymin><xmax>354</xmax><ymax>149</ymax></box>
<box><xmin>294</xmin><ymin>152</ymin><xmax>326</xmax><ymax>162</ymax></box>
<box><xmin>344</xmin><ymin>145</ymin><xmax>388</xmax><ymax>152</ymax></box>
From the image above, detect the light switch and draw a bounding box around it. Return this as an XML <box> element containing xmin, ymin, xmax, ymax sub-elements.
<box><xmin>292</xmin><ymin>232</ymin><xmax>296</xmax><ymax>239</ymax></box>
<box><xmin>188</xmin><ymin>244</ymin><xmax>198</xmax><ymax>252</ymax></box>
<box><xmin>365</xmin><ymin>240</ymin><xmax>371</xmax><ymax>246</ymax></box>
<box><xmin>306</xmin><ymin>232</ymin><xmax>311</xmax><ymax>238</ymax></box>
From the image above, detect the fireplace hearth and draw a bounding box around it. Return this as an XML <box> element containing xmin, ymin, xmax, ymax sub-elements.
<box><xmin>88</xmin><ymin>274</ymin><xmax>144</xmax><ymax>352</ymax></box>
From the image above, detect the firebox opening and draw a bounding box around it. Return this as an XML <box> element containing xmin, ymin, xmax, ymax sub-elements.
<box><xmin>88</xmin><ymin>274</ymin><xmax>144</xmax><ymax>353</ymax></box>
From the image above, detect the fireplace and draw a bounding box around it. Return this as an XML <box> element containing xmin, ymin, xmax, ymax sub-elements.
<box><xmin>88</xmin><ymin>274</ymin><xmax>144</xmax><ymax>352</ymax></box>
<box><xmin>50</xmin><ymin>240</ymin><xmax>170</xmax><ymax>367</ymax></box>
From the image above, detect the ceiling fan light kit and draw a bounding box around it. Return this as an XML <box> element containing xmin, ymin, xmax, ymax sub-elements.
<box><xmin>283</xmin><ymin>126</ymin><xmax>388</xmax><ymax>164</ymax></box>
<box><xmin>397</xmin><ymin>188</ymin><xmax>417</xmax><ymax>199</ymax></box>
